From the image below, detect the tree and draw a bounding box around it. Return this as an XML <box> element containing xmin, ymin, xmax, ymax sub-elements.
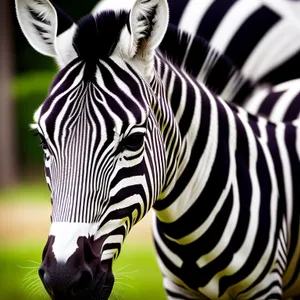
<box><xmin>0</xmin><ymin>0</ymin><xmax>18</xmax><ymax>188</ymax></box>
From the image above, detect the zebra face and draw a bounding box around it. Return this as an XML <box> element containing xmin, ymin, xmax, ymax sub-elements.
<box><xmin>16</xmin><ymin>0</ymin><xmax>169</xmax><ymax>298</ymax></box>
<box><xmin>36</xmin><ymin>58</ymin><xmax>165</xmax><ymax>299</ymax></box>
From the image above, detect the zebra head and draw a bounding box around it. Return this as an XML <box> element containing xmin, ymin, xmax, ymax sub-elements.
<box><xmin>16</xmin><ymin>0</ymin><xmax>171</xmax><ymax>299</ymax></box>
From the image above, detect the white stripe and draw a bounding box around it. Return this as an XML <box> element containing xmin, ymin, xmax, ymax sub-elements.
<box><xmin>242</xmin><ymin>19</ymin><xmax>300</xmax><ymax>82</ymax></box>
<box><xmin>196</xmin><ymin>102</ymin><xmax>238</xmax><ymax>261</ymax></box>
<box><xmin>243</xmin><ymin>86</ymin><xmax>271</xmax><ymax>115</ymax></box>
<box><xmin>257</xmin><ymin>116</ymin><xmax>269</xmax><ymax>144</ymax></box>
<box><xmin>273</xmin><ymin>78</ymin><xmax>300</xmax><ymax>93</ymax></box>
<box><xmin>210</xmin><ymin>0</ymin><xmax>261</xmax><ymax>54</ymax></box>
<box><xmin>50</xmin><ymin>61</ymin><xmax>83</xmax><ymax>96</ymax></box>
<box><xmin>269</xmin><ymin>86</ymin><xmax>300</xmax><ymax>122</ymax></box>
<box><xmin>156</xmin><ymin>83</ymin><xmax>218</xmax><ymax>223</ymax></box>
<box><xmin>178</xmin><ymin>0</ymin><xmax>214</xmax><ymax>36</ymax></box>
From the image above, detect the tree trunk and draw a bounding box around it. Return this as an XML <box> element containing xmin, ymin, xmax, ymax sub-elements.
<box><xmin>0</xmin><ymin>0</ymin><xmax>18</xmax><ymax>188</ymax></box>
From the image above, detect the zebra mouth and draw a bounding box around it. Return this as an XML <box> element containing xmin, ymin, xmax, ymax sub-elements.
<box><xmin>90</xmin><ymin>262</ymin><xmax>115</xmax><ymax>300</ymax></box>
<box><xmin>92</xmin><ymin>274</ymin><xmax>114</xmax><ymax>300</ymax></box>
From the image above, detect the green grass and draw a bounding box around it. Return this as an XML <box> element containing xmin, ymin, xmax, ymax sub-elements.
<box><xmin>0</xmin><ymin>181</ymin><xmax>49</xmax><ymax>203</ymax></box>
<box><xmin>0</xmin><ymin>240</ymin><xmax>165</xmax><ymax>300</ymax></box>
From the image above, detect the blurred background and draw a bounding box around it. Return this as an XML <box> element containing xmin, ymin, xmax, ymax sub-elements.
<box><xmin>0</xmin><ymin>0</ymin><xmax>163</xmax><ymax>299</ymax></box>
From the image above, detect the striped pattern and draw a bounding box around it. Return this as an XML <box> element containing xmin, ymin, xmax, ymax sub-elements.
<box><xmin>36</xmin><ymin>57</ymin><xmax>166</xmax><ymax>232</ymax></box>
<box><xmin>159</xmin><ymin>24</ymin><xmax>254</xmax><ymax>105</ymax></box>
<box><xmin>244</xmin><ymin>79</ymin><xmax>300</xmax><ymax>123</ymax></box>
<box><xmin>152</xmin><ymin>49</ymin><xmax>300</xmax><ymax>299</ymax></box>
<box><xmin>159</xmin><ymin>25</ymin><xmax>300</xmax><ymax>123</ymax></box>
<box><xmin>27</xmin><ymin>4</ymin><xmax>300</xmax><ymax>300</ymax></box>
<box><xmin>173</xmin><ymin>0</ymin><xmax>300</xmax><ymax>87</ymax></box>
<box><xmin>167</xmin><ymin>0</ymin><xmax>300</xmax><ymax>122</ymax></box>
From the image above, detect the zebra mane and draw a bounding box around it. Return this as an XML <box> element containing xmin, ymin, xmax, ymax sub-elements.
<box><xmin>73</xmin><ymin>10</ymin><xmax>129</xmax><ymax>62</ymax></box>
<box><xmin>160</xmin><ymin>23</ymin><xmax>237</xmax><ymax>77</ymax></box>
<box><xmin>159</xmin><ymin>24</ymin><xmax>253</xmax><ymax>101</ymax></box>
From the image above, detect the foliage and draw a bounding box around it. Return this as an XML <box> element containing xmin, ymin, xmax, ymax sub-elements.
<box><xmin>12</xmin><ymin>72</ymin><xmax>55</xmax><ymax>169</ymax></box>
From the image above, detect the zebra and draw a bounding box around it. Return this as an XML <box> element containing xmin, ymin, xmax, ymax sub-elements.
<box><xmin>92</xmin><ymin>0</ymin><xmax>300</xmax><ymax>122</ymax></box>
<box><xmin>16</xmin><ymin>0</ymin><xmax>300</xmax><ymax>299</ymax></box>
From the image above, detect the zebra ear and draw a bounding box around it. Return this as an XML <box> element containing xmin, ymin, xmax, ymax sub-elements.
<box><xmin>119</xmin><ymin>0</ymin><xmax>169</xmax><ymax>59</ymax></box>
<box><xmin>15</xmin><ymin>0</ymin><xmax>78</xmax><ymax>68</ymax></box>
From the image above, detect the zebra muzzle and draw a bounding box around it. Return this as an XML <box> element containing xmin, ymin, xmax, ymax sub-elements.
<box><xmin>38</xmin><ymin>235</ymin><xmax>114</xmax><ymax>300</ymax></box>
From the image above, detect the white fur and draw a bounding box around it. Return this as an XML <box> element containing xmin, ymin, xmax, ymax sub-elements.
<box><xmin>55</xmin><ymin>24</ymin><xmax>78</xmax><ymax>68</ymax></box>
<box><xmin>50</xmin><ymin>223</ymin><xmax>99</xmax><ymax>263</ymax></box>
<box><xmin>115</xmin><ymin>0</ymin><xmax>169</xmax><ymax>81</ymax></box>
<box><xmin>15</xmin><ymin>0</ymin><xmax>78</xmax><ymax>68</ymax></box>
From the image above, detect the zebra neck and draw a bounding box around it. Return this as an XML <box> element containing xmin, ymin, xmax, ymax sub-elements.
<box><xmin>159</xmin><ymin>25</ymin><xmax>254</xmax><ymax>104</ymax></box>
<box><xmin>153</xmin><ymin>56</ymin><xmax>238</xmax><ymax>227</ymax></box>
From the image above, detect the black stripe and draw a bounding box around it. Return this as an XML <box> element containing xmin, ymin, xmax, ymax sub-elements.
<box><xmin>224</xmin><ymin>6</ymin><xmax>280</xmax><ymax>69</ymax></box>
<box><xmin>220</xmin><ymin>139</ymin><xmax>272</xmax><ymax>296</ymax></box>
<box><xmin>180</xmin><ymin>189</ymin><xmax>234</xmax><ymax>289</ymax></box>
<box><xmin>197</xmin><ymin>0</ymin><xmax>237</xmax><ymax>42</ymax></box>
<box><xmin>168</xmin><ymin>0</ymin><xmax>191</xmax><ymax>26</ymax></box>
<box><xmin>231</xmin><ymin>80</ymin><xmax>255</xmax><ymax>105</ymax></box>
<box><xmin>257</xmin><ymin>91</ymin><xmax>284</xmax><ymax>118</ymax></box>
<box><xmin>283</xmin><ymin>92</ymin><xmax>300</xmax><ymax>122</ymax></box>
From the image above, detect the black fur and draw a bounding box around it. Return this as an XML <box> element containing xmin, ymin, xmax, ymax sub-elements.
<box><xmin>73</xmin><ymin>11</ymin><xmax>129</xmax><ymax>62</ymax></box>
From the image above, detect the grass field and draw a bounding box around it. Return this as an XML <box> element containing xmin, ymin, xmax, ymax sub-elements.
<box><xmin>0</xmin><ymin>182</ymin><xmax>166</xmax><ymax>300</ymax></box>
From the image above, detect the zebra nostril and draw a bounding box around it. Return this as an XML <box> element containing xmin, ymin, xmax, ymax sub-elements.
<box><xmin>71</xmin><ymin>268</ymin><xmax>93</xmax><ymax>295</ymax></box>
<box><xmin>38</xmin><ymin>267</ymin><xmax>53</xmax><ymax>295</ymax></box>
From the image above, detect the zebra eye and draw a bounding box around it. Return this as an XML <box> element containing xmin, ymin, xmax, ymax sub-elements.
<box><xmin>123</xmin><ymin>132</ymin><xmax>144</xmax><ymax>151</ymax></box>
<box><xmin>36</xmin><ymin>133</ymin><xmax>48</xmax><ymax>150</ymax></box>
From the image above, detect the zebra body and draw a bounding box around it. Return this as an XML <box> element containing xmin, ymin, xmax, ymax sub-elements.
<box><xmin>16</xmin><ymin>0</ymin><xmax>300</xmax><ymax>299</ymax></box>
<box><xmin>152</xmin><ymin>50</ymin><xmax>300</xmax><ymax>299</ymax></box>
